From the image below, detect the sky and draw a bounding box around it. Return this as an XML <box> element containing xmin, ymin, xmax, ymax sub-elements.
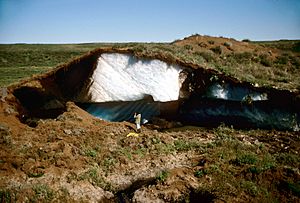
<box><xmin>0</xmin><ymin>0</ymin><xmax>299</xmax><ymax>43</ymax></box>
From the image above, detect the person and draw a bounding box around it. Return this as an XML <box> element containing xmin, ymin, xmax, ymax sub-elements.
<box><xmin>134</xmin><ymin>112</ymin><xmax>142</xmax><ymax>133</ymax></box>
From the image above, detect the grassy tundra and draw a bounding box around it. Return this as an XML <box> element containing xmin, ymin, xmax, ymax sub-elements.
<box><xmin>1</xmin><ymin>36</ymin><xmax>300</xmax><ymax>90</ymax></box>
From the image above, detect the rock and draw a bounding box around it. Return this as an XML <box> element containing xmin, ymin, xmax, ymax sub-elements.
<box><xmin>243</xmin><ymin>140</ymin><xmax>252</xmax><ymax>145</ymax></box>
<box><xmin>254</xmin><ymin>140</ymin><xmax>261</xmax><ymax>146</ymax></box>
<box><xmin>63</xmin><ymin>128</ymin><xmax>85</xmax><ymax>136</ymax></box>
<box><xmin>198</xmin><ymin>42</ymin><xmax>208</xmax><ymax>48</ymax></box>
<box><xmin>224</xmin><ymin>41</ymin><xmax>233</xmax><ymax>51</ymax></box>
<box><xmin>65</xmin><ymin>181</ymin><xmax>114</xmax><ymax>203</ymax></box>
<box><xmin>224</xmin><ymin>41</ymin><xmax>233</xmax><ymax>48</ymax></box>
<box><xmin>73</xmin><ymin>128</ymin><xmax>85</xmax><ymax>136</ymax></box>
<box><xmin>268</xmin><ymin>50</ymin><xmax>273</xmax><ymax>56</ymax></box>
<box><xmin>64</xmin><ymin>129</ymin><xmax>72</xmax><ymax>135</ymax></box>
<box><xmin>0</xmin><ymin>124</ymin><xmax>12</xmax><ymax>144</ymax></box>
<box><xmin>4</xmin><ymin>106</ymin><xmax>16</xmax><ymax>115</ymax></box>
<box><xmin>0</xmin><ymin>87</ymin><xmax>7</xmax><ymax>102</ymax></box>
<box><xmin>133</xmin><ymin>189</ymin><xmax>164</xmax><ymax>203</ymax></box>
<box><xmin>57</xmin><ymin>113</ymin><xmax>83</xmax><ymax>122</ymax></box>
<box><xmin>56</xmin><ymin>114</ymin><xmax>66</xmax><ymax>121</ymax></box>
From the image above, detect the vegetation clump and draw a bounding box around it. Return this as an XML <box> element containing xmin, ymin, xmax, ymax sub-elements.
<box><xmin>156</xmin><ymin>170</ymin><xmax>169</xmax><ymax>182</ymax></box>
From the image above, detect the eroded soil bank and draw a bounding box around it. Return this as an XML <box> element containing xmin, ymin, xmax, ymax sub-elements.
<box><xmin>10</xmin><ymin>49</ymin><xmax>300</xmax><ymax>131</ymax></box>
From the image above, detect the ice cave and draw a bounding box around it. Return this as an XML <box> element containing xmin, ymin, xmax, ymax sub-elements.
<box><xmin>12</xmin><ymin>49</ymin><xmax>300</xmax><ymax>131</ymax></box>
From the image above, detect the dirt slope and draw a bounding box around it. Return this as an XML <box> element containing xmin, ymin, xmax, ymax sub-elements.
<box><xmin>1</xmin><ymin>94</ymin><xmax>300</xmax><ymax>202</ymax></box>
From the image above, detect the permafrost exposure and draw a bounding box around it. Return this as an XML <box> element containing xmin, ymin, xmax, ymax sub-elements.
<box><xmin>11</xmin><ymin>49</ymin><xmax>299</xmax><ymax>131</ymax></box>
<box><xmin>204</xmin><ymin>83</ymin><xmax>268</xmax><ymax>101</ymax></box>
<box><xmin>87</xmin><ymin>53</ymin><xmax>183</xmax><ymax>102</ymax></box>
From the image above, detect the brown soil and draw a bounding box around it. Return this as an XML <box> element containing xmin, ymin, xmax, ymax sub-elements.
<box><xmin>1</xmin><ymin>92</ymin><xmax>299</xmax><ymax>202</ymax></box>
<box><xmin>173</xmin><ymin>34</ymin><xmax>280</xmax><ymax>57</ymax></box>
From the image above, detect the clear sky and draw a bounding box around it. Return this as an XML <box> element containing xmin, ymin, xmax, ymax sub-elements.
<box><xmin>0</xmin><ymin>0</ymin><xmax>299</xmax><ymax>43</ymax></box>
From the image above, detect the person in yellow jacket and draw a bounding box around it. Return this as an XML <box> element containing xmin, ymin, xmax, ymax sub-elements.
<box><xmin>134</xmin><ymin>112</ymin><xmax>141</xmax><ymax>133</ymax></box>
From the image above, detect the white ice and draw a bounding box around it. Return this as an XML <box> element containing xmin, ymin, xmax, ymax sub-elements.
<box><xmin>88</xmin><ymin>53</ymin><xmax>183</xmax><ymax>102</ymax></box>
<box><xmin>206</xmin><ymin>83</ymin><xmax>268</xmax><ymax>101</ymax></box>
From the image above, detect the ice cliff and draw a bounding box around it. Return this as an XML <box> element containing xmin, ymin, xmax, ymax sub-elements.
<box><xmin>87</xmin><ymin>53</ymin><xmax>183</xmax><ymax>102</ymax></box>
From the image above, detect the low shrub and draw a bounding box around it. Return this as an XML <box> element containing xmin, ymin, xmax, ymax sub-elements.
<box><xmin>234</xmin><ymin>152</ymin><xmax>258</xmax><ymax>165</ymax></box>
<box><xmin>184</xmin><ymin>44</ymin><xmax>193</xmax><ymax>50</ymax></box>
<box><xmin>208</xmin><ymin>40</ymin><xmax>215</xmax><ymax>45</ymax></box>
<box><xmin>156</xmin><ymin>170</ymin><xmax>169</xmax><ymax>182</ymax></box>
<box><xmin>210</xmin><ymin>46</ymin><xmax>222</xmax><ymax>55</ymax></box>
<box><xmin>259</xmin><ymin>54</ymin><xmax>273</xmax><ymax>66</ymax></box>
<box><xmin>231</xmin><ymin>52</ymin><xmax>253</xmax><ymax>63</ymax></box>
<box><xmin>194</xmin><ymin>51</ymin><xmax>215</xmax><ymax>62</ymax></box>
<box><xmin>275</xmin><ymin>55</ymin><xmax>289</xmax><ymax>65</ymax></box>
<box><xmin>242</xmin><ymin>39</ymin><xmax>251</xmax><ymax>42</ymax></box>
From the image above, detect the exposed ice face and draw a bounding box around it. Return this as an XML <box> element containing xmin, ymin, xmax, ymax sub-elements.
<box><xmin>88</xmin><ymin>53</ymin><xmax>183</xmax><ymax>102</ymax></box>
<box><xmin>204</xmin><ymin>83</ymin><xmax>268</xmax><ymax>101</ymax></box>
<box><xmin>209</xmin><ymin>83</ymin><xmax>228</xmax><ymax>100</ymax></box>
<box><xmin>80</xmin><ymin>100</ymin><xmax>160</xmax><ymax>122</ymax></box>
<box><xmin>180</xmin><ymin>99</ymin><xmax>299</xmax><ymax>131</ymax></box>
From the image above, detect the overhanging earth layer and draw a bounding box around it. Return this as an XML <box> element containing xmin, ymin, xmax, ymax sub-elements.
<box><xmin>10</xmin><ymin>48</ymin><xmax>300</xmax><ymax>131</ymax></box>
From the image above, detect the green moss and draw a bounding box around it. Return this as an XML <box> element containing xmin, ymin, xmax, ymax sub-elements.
<box><xmin>234</xmin><ymin>152</ymin><xmax>258</xmax><ymax>165</ymax></box>
<box><xmin>84</xmin><ymin>148</ymin><xmax>97</xmax><ymax>158</ymax></box>
<box><xmin>156</xmin><ymin>170</ymin><xmax>169</xmax><ymax>182</ymax></box>
<box><xmin>32</xmin><ymin>184</ymin><xmax>54</xmax><ymax>201</ymax></box>
<box><xmin>241</xmin><ymin>181</ymin><xmax>259</xmax><ymax>196</ymax></box>
<box><xmin>79</xmin><ymin>167</ymin><xmax>114</xmax><ymax>192</ymax></box>
<box><xmin>276</xmin><ymin>153</ymin><xmax>300</xmax><ymax>167</ymax></box>
<box><xmin>28</xmin><ymin>172</ymin><xmax>44</xmax><ymax>178</ymax></box>
<box><xmin>0</xmin><ymin>190</ymin><xmax>14</xmax><ymax>203</ymax></box>
<box><xmin>194</xmin><ymin>169</ymin><xmax>209</xmax><ymax>178</ymax></box>
<box><xmin>174</xmin><ymin>139</ymin><xmax>200</xmax><ymax>151</ymax></box>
